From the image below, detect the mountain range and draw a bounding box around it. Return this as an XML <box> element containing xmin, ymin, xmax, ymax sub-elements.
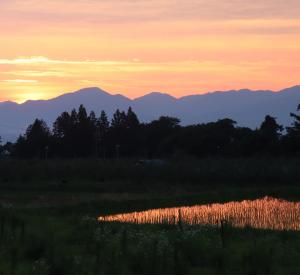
<box><xmin>1</xmin><ymin>85</ymin><xmax>300</xmax><ymax>142</ymax></box>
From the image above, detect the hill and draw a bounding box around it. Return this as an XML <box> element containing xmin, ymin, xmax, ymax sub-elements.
<box><xmin>1</xmin><ymin>86</ymin><xmax>300</xmax><ymax>141</ymax></box>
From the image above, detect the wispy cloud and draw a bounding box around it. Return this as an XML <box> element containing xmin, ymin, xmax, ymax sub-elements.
<box><xmin>4</xmin><ymin>70</ymin><xmax>72</xmax><ymax>77</ymax></box>
<box><xmin>2</xmin><ymin>79</ymin><xmax>38</xmax><ymax>83</ymax></box>
<box><xmin>0</xmin><ymin>56</ymin><xmax>131</xmax><ymax>66</ymax></box>
<box><xmin>0</xmin><ymin>1</ymin><xmax>300</xmax><ymax>102</ymax></box>
<box><xmin>2</xmin><ymin>0</ymin><xmax>300</xmax><ymax>22</ymax></box>
<box><xmin>0</xmin><ymin>56</ymin><xmax>276</xmax><ymax>74</ymax></box>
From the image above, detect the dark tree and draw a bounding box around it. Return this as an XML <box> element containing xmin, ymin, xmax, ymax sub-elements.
<box><xmin>97</xmin><ymin>111</ymin><xmax>110</xmax><ymax>158</ymax></box>
<box><xmin>126</xmin><ymin>107</ymin><xmax>140</xmax><ymax>129</ymax></box>
<box><xmin>0</xmin><ymin>141</ymin><xmax>13</xmax><ymax>157</ymax></box>
<box><xmin>12</xmin><ymin>103</ymin><xmax>300</xmax><ymax>159</ymax></box>
<box><xmin>177</xmin><ymin>119</ymin><xmax>237</xmax><ymax>157</ymax></box>
<box><xmin>234</xmin><ymin>127</ymin><xmax>257</xmax><ymax>157</ymax></box>
<box><xmin>15</xmin><ymin>119</ymin><xmax>50</xmax><ymax>158</ymax></box>
<box><xmin>287</xmin><ymin>104</ymin><xmax>300</xmax><ymax>137</ymax></box>
<box><xmin>53</xmin><ymin>112</ymin><xmax>72</xmax><ymax>139</ymax></box>
<box><xmin>285</xmin><ymin>104</ymin><xmax>300</xmax><ymax>154</ymax></box>
<box><xmin>75</xmin><ymin>105</ymin><xmax>97</xmax><ymax>157</ymax></box>
<box><xmin>209</xmin><ymin>118</ymin><xmax>237</xmax><ymax>155</ymax></box>
<box><xmin>53</xmin><ymin>106</ymin><xmax>97</xmax><ymax>157</ymax></box>
<box><xmin>78</xmin><ymin>105</ymin><xmax>88</xmax><ymax>123</ymax></box>
<box><xmin>109</xmin><ymin>108</ymin><xmax>142</xmax><ymax>157</ymax></box>
<box><xmin>256</xmin><ymin>115</ymin><xmax>283</xmax><ymax>155</ymax></box>
<box><xmin>109</xmin><ymin>109</ymin><xmax>126</xmax><ymax>157</ymax></box>
<box><xmin>89</xmin><ymin>111</ymin><xmax>97</xmax><ymax>127</ymax></box>
<box><xmin>70</xmin><ymin>108</ymin><xmax>79</xmax><ymax>125</ymax></box>
<box><xmin>111</xmin><ymin>109</ymin><xmax>127</xmax><ymax>129</ymax></box>
<box><xmin>145</xmin><ymin>116</ymin><xmax>181</xmax><ymax>157</ymax></box>
<box><xmin>260</xmin><ymin>115</ymin><xmax>283</xmax><ymax>141</ymax></box>
<box><xmin>98</xmin><ymin>111</ymin><xmax>110</xmax><ymax>134</ymax></box>
<box><xmin>53</xmin><ymin>111</ymin><xmax>75</xmax><ymax>156</ymax></box>
<box><xmin>14</xmin><ymin>135</ymin><xmax>27</xmax><ymax>157</ymax></box>
<box><xmin>124</xmin><ymin>107</ymin><xmax>142</xmax><ymax>156</ymax></box>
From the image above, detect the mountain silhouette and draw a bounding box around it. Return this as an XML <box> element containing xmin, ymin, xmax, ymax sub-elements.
<box><xmin>1</xmin><ymin>86</ymin><xmax>300</xmax><ymax>141</ymax></box>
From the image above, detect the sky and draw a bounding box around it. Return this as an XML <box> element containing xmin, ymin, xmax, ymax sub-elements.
<box><xmin>0</xmin><ymin>0</ymin><xmax>300</xmax><ymax>103</ymax></box>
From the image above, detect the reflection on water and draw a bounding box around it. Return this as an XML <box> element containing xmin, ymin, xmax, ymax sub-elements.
<box><xmin>99</xmin><ymin>197</ymin><xmax>300</xmax><ymax>230</ymax></box>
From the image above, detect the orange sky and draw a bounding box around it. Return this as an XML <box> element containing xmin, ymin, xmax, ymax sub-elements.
<box><xmin>0</xmin><ymin>0</ymin><xmax>300</xmax><ymax>103</ymax></box>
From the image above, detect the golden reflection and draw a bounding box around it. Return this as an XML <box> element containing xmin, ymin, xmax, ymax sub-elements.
<box><xmin>99</xmin><ymin>197</ymin><xmax>300</xmax><ymax>231</ymax></box>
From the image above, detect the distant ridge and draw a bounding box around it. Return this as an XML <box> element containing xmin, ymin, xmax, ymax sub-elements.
<box><xmin>1</xmin><ymin>85</ymin><xmax>300</xmax><ymax>141</ymax></box>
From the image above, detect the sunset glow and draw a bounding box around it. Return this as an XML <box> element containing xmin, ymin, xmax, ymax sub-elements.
<box><xmin>1</xmin><ymin>1</ymin><xmax>300</xmax><ymax>102</ymax></box>
<box><xmin>99</xmin><ymin>197</ymin><xmax>300</xmax><ymax>231</ymax></box>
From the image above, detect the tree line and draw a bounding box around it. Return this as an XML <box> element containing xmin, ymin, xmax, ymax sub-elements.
<box><xmin>1</xmin><ymin>104</ymin><xmax>300</xmax><ymax>158</ymax></box>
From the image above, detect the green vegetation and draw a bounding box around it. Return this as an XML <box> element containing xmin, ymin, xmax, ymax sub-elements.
<box><xmin>0</xmin><ymin>158</ymin><xmax>300</xmax><ymax>193</ymax></box>
<box><xmin>0</xmin><ymin>195</ymin><xmax>300</xmax><ymax>275</ymax></box>
<box><xmin>1</xmin><ymin>103</ymin><xmax>300</xmax><ymax>159</ymax></box>
<box><xmin>0</xmin><ymin>158</ymin><xmax>299</xmax><ymax>274</ymax></box>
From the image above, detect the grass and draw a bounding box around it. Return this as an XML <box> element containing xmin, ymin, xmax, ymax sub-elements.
<box><xmin>100</xmin><ymin>197</ymin><xmax>300</xmax><ymax>231</ymax></box>
<box><xmin>0</xmin><ymin>158</ymin><xmax>299</xmax><ymax>274</ymax></box>
<box><xmin>0</xmin><ymin>207</ymin><xmax>300</xmax><ymax>275</ymax></box>
<box><xmin>0</xmin><ymin>157</ymin><xmax>300</xmax><ymax>192</ymax></box>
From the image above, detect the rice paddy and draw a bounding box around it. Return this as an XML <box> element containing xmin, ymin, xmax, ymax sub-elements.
<box><xmin>99</xmin><ymin>196</ymin><xmax>300</xmax><ymax>230</ymax></box>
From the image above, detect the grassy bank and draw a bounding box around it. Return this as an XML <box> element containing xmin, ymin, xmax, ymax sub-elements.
<box><xmin>0</xmin><ymin>158</ymin><xmax>299</xmax><ymax>274</ymax></box>
<box><xmin>0</xmin><ymin>157</ymin><xmax>300</xmax><ymax>192</ymax></box>
<box><xmin>0</xmin><ymin>207</ymin><xmax>299</xmax><ymax>275</ymax></box>
<box><xmin>0</xmin><ymin>186</ymin><xmax>299</xmax><ymax>275</ymax></box>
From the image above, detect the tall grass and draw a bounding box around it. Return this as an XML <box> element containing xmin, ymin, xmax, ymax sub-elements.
<box><xmin>1</xmin><ymin>194</ymin><xmax>300</xmax><ymax>274</ymax></box>
<box><xmin>99</xmin><ymin>197</ymin><xmax>300</xmax><ymax>231</ymax></box>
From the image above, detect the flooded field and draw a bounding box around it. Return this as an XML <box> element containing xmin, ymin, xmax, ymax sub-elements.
<box><xmin>99</xmin><ymin>196</ymin><xmax>300</xmax><ymax>230</ymax></box>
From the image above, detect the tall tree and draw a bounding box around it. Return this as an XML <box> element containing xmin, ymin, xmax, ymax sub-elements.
<box><xmin>287</xmin><ymin>104</ymin><xmax>300</xmax><ymax>137</ymax></box>
<box><xmin>260</xmin><ymin>115</ymin><xmax>283</xmax><ymax>141</ymax></box>
<box><xmin>126</xmin><ymin>107</ymin><xmax>140</xmax><ymax>129</ymax></box>
<box><xmin>76</xmin><ymin>105</ymin><xmax>96</xmax><ymax>156</ymax></box>
<box><xmin>0</xmin><ymin>142</ymin><xmax>13</xmax><ymax>157</ymax></box>
<box><xmin>110</xmin><ymin>109</ymin><xmax>127</xmax><ymax>157</ymax></box>
<box><xmin>78</xmin><ymin>104</ymin><xmax>88</xmax><ymax>124</ymax></box>
<box><xmin>257</xmin><ymin>115</ymin><xmax>283</xmax><ymax>155</ymax></box>
<box><xmin>125</xmin><ymin>107</ymin><xmax>141</xmax><ymax>156</ymax></box>
<box><xmin>111</xmin><ymin>109</ymin><xmax>127</xmax><ymax>129</ymax></box>
<box><xmin>14</xmin><ymin>135</ymin><xmax>27</xmax><ymax>157</ymax></box>
<box><xmin>97</xmin><ymin>111</ymin><xmax>110</xmax><ymax>157</ymax></box>
<box><xmin>98</xmin><ymin>111</ymin><xmax>110</xmax><ymax>134</ymax></box>
<box><xmin>145</xmin><ymin>116</ymin><xmax>181</xmax><ymax>157</ymax></box>
<box><xmin>89</xmin><ymin>111</ymin><xmax>97</xmax><ymax>128</ymax></box>
<box><xmin>15</xmin><ymin>119</ymin><xmax>51</xmax><ymax>158</ymax></box>
<box><xmin>53</xmin><ymin>111</ymin><xmax>73</xmax><ymax>156</ymax></box>
<box><xmin>285</xmin><ymin>104</ymin><xmax>300</xmax><ymax>154</ymax></box>
<box><xmin>53</xmin><ymin>112</ymin><xmax>72</xmax><ymax>139</ymax></box>
<box><xmin>70</xmin><ymin>108</ymin><xmax>78</xmax><ymax>126</ymax></box>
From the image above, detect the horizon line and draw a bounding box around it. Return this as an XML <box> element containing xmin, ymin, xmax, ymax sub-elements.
<box><xmin>1</xmin><ymin>84</ymin><xmax>300</xmax><ymax>105</ymax></box>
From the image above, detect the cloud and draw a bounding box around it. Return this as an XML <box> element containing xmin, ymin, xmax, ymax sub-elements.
<box><xmin>0</xmin><ymin>56</ymin><xmax>130</xmax><ymax>66</ymax></box>
<box><xmin>0</xmin><ymin>56</ymin><xmax>269</xmax><ymax>74</ymax></box>
<box><xmin>0</xmin><ymin>1</ymin><xmax>299</xmax><ymax>102</ymax></box>
<box><xmin>4</xmin><ymin>70</ymin><xmax>72</xmax><ymax>77</ymax></box>
<box><xmin>2</xmin><ymin>79</ymin><xmax>38</xmax><ymax>83</ymax></box>
<box><xmin>0</xmin><ymin>53</ymin><xmax>300</xmax><ymax>103</ymax></box>
<box><xmin>0</xmin><ymin>57</ymin><xmax>51</xmax><ymax>65</ymax></box>
<box><xmin>1</xmin><ymin>0</ymin><xmax>300</xmax><ymax>24</ymax></box>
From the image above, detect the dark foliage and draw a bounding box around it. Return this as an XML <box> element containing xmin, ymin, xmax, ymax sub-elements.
<box><xmin>2</xmin><ymin>104</ymin><xmax>300</xmax><ymax>158</ymax></box>
<box><xmin>14</xmin><ymin>119</ymin><xmax>51</xmax><ymax>158</ymax></box>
